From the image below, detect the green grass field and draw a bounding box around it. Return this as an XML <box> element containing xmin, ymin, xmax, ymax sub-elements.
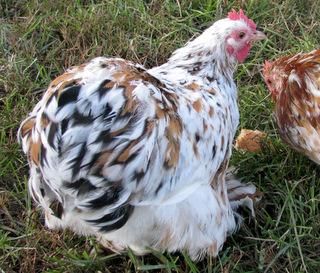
<box><xmin>1</xmin><ymin>0</ymin><xmax>319</xmax><ymax>272</ymax></box>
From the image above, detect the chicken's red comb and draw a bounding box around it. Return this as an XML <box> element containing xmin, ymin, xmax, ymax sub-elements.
<box><xmin>228</xmin><ymin>9</ymin><xmax>256</xmax><ymax>30</ymax></box>
<box><xmin>263</xmin><ymin>60</ymin><xmax>274</xmax><ymax>75</ymax></box>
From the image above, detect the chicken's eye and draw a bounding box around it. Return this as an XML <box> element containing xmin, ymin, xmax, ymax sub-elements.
<box><xmin>267</xmin><ymin>79</ymin><xmax>272</xmax><ymax>84</ymax></box>
<box><xmin>238</xmin><ymin>32</ymin><xmax>245</xmax><ymax>39</ymax></box>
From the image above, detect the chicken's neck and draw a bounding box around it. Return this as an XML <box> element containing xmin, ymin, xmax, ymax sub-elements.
<box><xmin>150</xmin><ymin>40</ymin><xmax>237</xmax><ymax>87</ymax></box>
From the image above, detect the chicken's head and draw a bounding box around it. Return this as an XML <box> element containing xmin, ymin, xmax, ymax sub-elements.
<box><xmin>262</xmin><ymin>60</ymin><xmax>287</xmax><ymax>101</ymax></box>
<box><xmin>167</xmin><ymin>9</ymin><xmax>266</xmax><ymax>69</ymax></box>
<box><xmin>225</xmin><ymin>10</ymin><xmax>266</xmax><ymax>63</ymax></box>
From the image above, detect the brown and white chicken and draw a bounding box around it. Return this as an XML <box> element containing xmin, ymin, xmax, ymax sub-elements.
<box><xmin>263</xmin><ymin>49</ymin><xmax>320</xmax><ymax>164</ymax></box>
<box><xmin>19</xmin><ymin>10</ymin><xmax>265</xmax><ymax>259</ymax></box>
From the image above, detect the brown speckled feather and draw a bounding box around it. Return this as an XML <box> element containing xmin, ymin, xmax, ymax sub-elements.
<box><xmin>263</xmin><ymin>49</ymin><xmax>320</xmax><ymax>163</ymax></box>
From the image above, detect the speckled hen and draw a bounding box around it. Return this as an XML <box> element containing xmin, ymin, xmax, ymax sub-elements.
<box><xmin>19</xmin><ymin>10</ymin><xmax>265</xmax><ymax>259</ymax></box>
<box><xmin>263</xmin><ymin>49</ymin><xmax>320</xmax><ymax>164</ymax></box>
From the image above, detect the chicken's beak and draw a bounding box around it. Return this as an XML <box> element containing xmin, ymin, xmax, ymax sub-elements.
<box><xmin>252</xmin><ymin>28</ymin><xmax>267</xmax><ymax>42</ymax></box>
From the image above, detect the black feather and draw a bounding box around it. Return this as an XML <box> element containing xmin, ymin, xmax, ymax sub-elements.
<box><xmin>60</xmin><ymin>119</ymin><xmax>69</xmax><ymax>135</ymax></box>
<box><xmin>67</xmin><ymin>142</ymin><xmax>87</xmax><ymax>180</ymax></box>
<box><xmin>96</xmin><ymin>79</ymin><xmax>112</xmax><ymax>99</ymax></box>
<box><xmin>65</xmin><ymin>178</ymin><xmax>97</xmax><ymax>196</ymax></box>
<box><xmin>47</xmin><ymin>122</ymin><xmax>58</xmax><ymax>149</ymax></box>
<box><xmin>57</xmin><ymin>85</ymin><xmax>81</xmax><ymax>108</ymax></box>
<box><xmin>212</xmin><ymin>144</ymin><xmax>216</xmax><ymax>159</ymax></box>
<box><xmin>133</xmin><ymin>170</ymin><xmax>145</xmax><ymax>184</ymax></box>
<box><xmin>98</xmin><ymin>205</ymin><xmax>133</xmax><ymax>232</ymax></box>
<box><xmin>87</xmin><ymin>186</ymin><xmax>122</xmax><ymax>209</ymax></box>
<box><xmin>86</xmin><ymin>205</ymin><xmax>128</xmax><ymax>224</ymax></box>
<box><xmin>72</xmin><ymin>110</ymin><xmax>94</xmax><ymax>126</ymax></box>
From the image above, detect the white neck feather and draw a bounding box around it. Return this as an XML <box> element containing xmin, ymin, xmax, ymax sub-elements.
<box><xmin>151</xmin><ymin>21</ymin><xmax>238</xmax><ymax>83</ymax></box>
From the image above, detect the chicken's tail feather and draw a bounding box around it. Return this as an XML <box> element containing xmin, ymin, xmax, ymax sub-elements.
<box><xmin>225</xmin><ymin>167</ymin><xmax>262</xmax><ymax>218</ymax></box>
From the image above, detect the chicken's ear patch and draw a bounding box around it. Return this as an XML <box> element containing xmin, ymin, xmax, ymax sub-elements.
<box><xmin>228</xmin><ymin>9</ymin><xmax>256</xmax><ymax>30</ymax></box>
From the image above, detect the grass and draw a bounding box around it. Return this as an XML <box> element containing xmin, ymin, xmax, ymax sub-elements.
<box><xmin>0</xmin><ymin>0</ymin><xmax>319</xmax><ymax>272</ymax></box>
